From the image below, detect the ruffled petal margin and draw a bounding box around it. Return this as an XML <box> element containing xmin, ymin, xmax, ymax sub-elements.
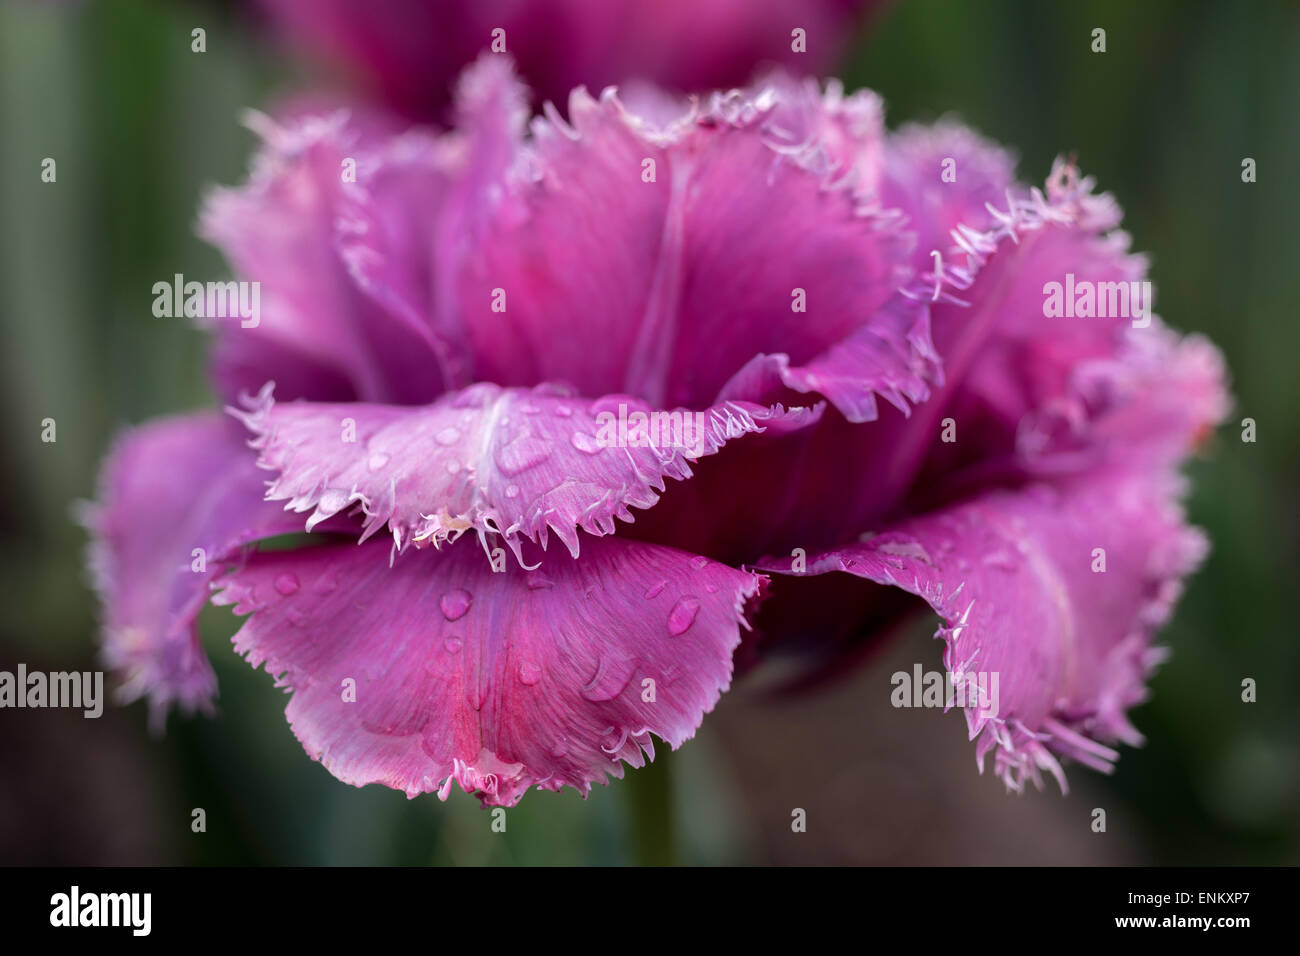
<box><xmin>458</xmin><ymin>74</ymin><xmax>915</xmax><ymax>410</ymax></box>
<box><xmin>229</xmin><ymin>380</ymin><xmax>820</xmax><ymax>559</ymax></box>
<box><xmin>213</xmin><ymin>534</ymin><xmax>765</xmax><ymax>807</ymax></box>
<box><xmin>81</xmin><ymin>414</ymin><xmax>305</xmax><ymax>726</ymax></box>
<box><xmin>757</xmin><ymin>468</ymin><xmax>1208</xmax><ymax>793</ymax></box>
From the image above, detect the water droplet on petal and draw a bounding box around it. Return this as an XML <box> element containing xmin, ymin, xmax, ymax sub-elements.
<box><xmin>691</xmin><ymin>556</ymin><xmax>709</xmax><ymax>569</ymax></box>
<box><xmin>286</xmin><ymin>608</ymin><xmax>307</xmax><ymax>626</ymax></box>
<box><xmin>667</xmin><ymin>597</ymin><xmax>700</xmax><ymax>636</ymax></box>
<box><xmin>556</xmin><ymin>405</ymin><xmax>573</xmax><ymax>418</ymax></box>
<box><xmin>443</xmin><ymin>637</ymin><xmax>462</xmax><ymax>654</ymax></box>
<box><xmin>440</xmin><ymin>589</ymin><xmax>471</xmax><ymax>621</ymax></box>
<box><xmin>274</xmin><ymin>573</ymin><xmax>300</xmax><ymax>596</ymax></box>
<box><xmin>644</xmin><ymin>580</ymin><xmax>667</xmax><ymax>599</ymax></box>
<box><xmin>570</xmin><ymin>432</ymin><xmax>602</xmax><ymax>454</ymax></box>
<box><xmin>879</xmin><ymin>539</ymin><xmax>934</xmax><ymax>566</ymax></box>
<box><xmin>505</xmin><ymin>484</ymin><xmax>519</xmax><ymax>498</ymax></box>
<box><xmin>367</xmin><ymin>452</ymin><xmax>390</xmax><ymax>471</ymax></box>
<box><xmin>435</xmin><ymin>427</ymin><xmax>461</xmax><ymax>446</ymax></box>
<box><xmin>496</xmin><ymin>435</ymin><xmax>554</xmax><ymax>475</ymax></box>
<box><xmin>452</xmin><ymin>384</ymin><xmax>493</xmax><ymax>409</ymax></box>
<box><xmin>518</xmin><ymin>662</ymin><xmax>542</xmax><ymax>686</ymax></box>
<box><xmin>446</xmin><ymin>460</ymin><xmax>461</xmax><ymax>475</ymax></box>
<box><xmin>312</xmin><ymin>572</ymin><xmax>338</xmax><ymax>594</ymax></box>
<box><xmin>982</xmin><ymin>550</ymin><xmax>1016</xmax><ymax>571</ymax></box>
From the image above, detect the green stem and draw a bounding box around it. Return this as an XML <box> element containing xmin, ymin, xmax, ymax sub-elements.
<box><xmin>626</xmin><ymin>750</ymin><xmax>675</xmax><ymax>866</ymax></box>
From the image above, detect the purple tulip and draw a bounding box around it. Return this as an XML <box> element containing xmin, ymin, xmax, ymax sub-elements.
<box><xmin>254</xmin><ymin>0</ymin><xmax>878</xmax><ymax>120</ymax></box>
<box><xmin>84</xmin><ymin>57</ymin><xmax>1227</xmax><ymax>806</ymax></box>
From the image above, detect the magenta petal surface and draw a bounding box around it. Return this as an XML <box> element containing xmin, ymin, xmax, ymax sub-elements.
<box><xmin>200</xmin><ymin>110</ymin><xmax>452</xmax><ymax>405</ymax></box>
<box><xmin>880</xmin><ymin>119</ymin><xmax>1018</xmax><ymax>271</ymax></box>
<box><xmin>232</xmin><ymin>381</ymin><xmax>819</xmax><ymax>557</ymax></box>
<box><xmin>213</xmin><ymin>534</ymin><xmax>764</xmax><ymax>806</ymax></box>
<box><xmin>339</xmin><ymin>55</ymin><xmax>531</xmax><ymax>391</ymax></box>
<box><xmin>758</xmin><ymin>469</ymin><xmax>1208</xmax><ymax>792</ymax></box>
<box><xmin>82</xmin><ymin>414</ymin><xmax>304</xmax><ymax>725</ymax></box>
<box><xmin>834</xmin><ymin>160</ymin><xmax>1190</xmax><ymax>528</ymax></box>
<box><xmin>459</xmin><ymin>80</ymin><xmax>912</xmax><ymax>408</ymax></box>
<box><xmin>718</xmin><ymin>279</ymin><xmax>942</xmax><ymax>422</ymax></box>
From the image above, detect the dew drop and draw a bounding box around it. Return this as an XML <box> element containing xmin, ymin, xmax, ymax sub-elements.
<box><xmin>556</xmin><ymin>405</ymin><xmax>573</xmax><ymax>418</ymax></box>
<box><xmin>691</xmin><ymin>555</ymin><xmax>709</xmax><ymax>569</ymax></box>
<box><xmin>496</xmin><ymin>435</ymin><xmax>554</xmax><ymax>475</ymax></box>
<box><xmin>982</xmin><ymin>550</ymin><xmax>1016</xmax><ymax>571</ymax></box>
<box><xmin>581</xmin><ymin>654</ymin><xmax>633</xmax><ymax>701</ymax></box>
<box><xmin>312</xmin><ymin>571</ymin><xmax>338</xmax><ymax>595</ymax></box>
<box><xmin>367</xmin><ymin>452</ymin><xmax>390</xmax><ymax>471</ymax></box>
<box><xmin>286</xmin><ymin>608</ymin><xmax>307</xmax><ymax>627</ymax></box>
<box><xmin>667</xmin><ymin>597</ymin><xmax>700</xmax><ymax>636</ymax></box>
<box><xmin>879</xmin><ymin>539</ymin><xmax>934</xmax><ymax>566</ymax></box>
<box><xmin>452</xmin><ymin>385</ymin><xmax>491</xmax><ymax>409</ymax></box>
<box><xmin>440</xmin><ymin>589</ymin><xmax>471</xmax><ymax>621</ymax></box>
<box><xmin>644</xmin><ymin>580</ymin><xmax>667</xmax><ymax>599</ymax></box>
<box><xmin>435</xmin><ymin>427</ymin><xmax>461</xmax><ymax>446</ymax></box>
<box><xmin>443</xmin><ymin>637</ymin><xmax>462</xmax><ymax>654</ymax></box>
<box><xmin>446</xmin><ymin>460</ymin><xmax>461</xmax><ymax>475</ymax></box>
<box><xmin>570</xmin><ymin>432</ymin><xmax>602</xmax><ymax>454</ymax></box>
<box><xmin>518</xmin><ymin>662</ymin><xmax>542</xmax><ymax>686</ymax></box>
<box><xmin>273</xmin><ymin>573</ymin><xmax>300</xmax><ymax>596</ymax></box>
<box><xmin>505</xmin><ymin>484</ymin><xmax>520</xmax><ymax>498</ymax></box>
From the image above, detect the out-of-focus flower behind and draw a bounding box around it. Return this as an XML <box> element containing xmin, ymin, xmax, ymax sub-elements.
<box><xmin>252</xmin><ymin>0</ymin><xmax>881</xmax><ymax>120</ymax></box>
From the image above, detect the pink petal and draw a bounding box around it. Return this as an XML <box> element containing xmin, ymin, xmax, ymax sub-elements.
<box><xmin>757</xmin><ymin>468</ymin><xmax>1208</xmax><ymax>792</ymax></box>
<box><xmin>880</xmin><ymin>119</ymin><xmax>1019</xmax><ymax>271</ymax></box>
<box><xmin>339</xmin><ymin>55</ymin><xmax>531</xmax><ymax>391</ymax></box>
<box><xmin>458</xmin><ymin>78</ymin><xmax>913</xmax><ymax>409</ymax></box>
<box><xmin>230</xmin><ymin>381</ymin><xmax>820</xmax><ymax>558</ymax></box>
<box><xmin>1005</xmin><ymin>323</ymin><xmax>1230</xmax><ymax>481</ymax></box>
<box><xmin>81</xmin><ymin>414</ymin><xmax>306</xmax><ymax>725</ymax></box>
<box><xmin>882</xmin><ymin>160</ymin><xmax>1231</xmax><ymax>520</ymax></box>
<box><xmin>717</xmin><ymin>280</ymin><xmax>942</xmax><ymax>423</ymax></box>
<box><xmin>200</xmin><ymin>109</ymin><xmax>453</xmax><ymax>404</ymax></box>
<box><xmin>213</xmin><ymin>534</ymin><xmax>764</xmax><ymax>806</ymax></box>
<box><xmin>821</xmin><ymin>157</ymin><xmax>1182</xmax><ymax>529</ymax></box>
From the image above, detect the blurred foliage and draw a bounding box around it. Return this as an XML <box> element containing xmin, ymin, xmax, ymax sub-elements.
<box><xmin>0</xmin><ymin>0</ymin><xmax>1295</xmax><ymax>864</ymax></box>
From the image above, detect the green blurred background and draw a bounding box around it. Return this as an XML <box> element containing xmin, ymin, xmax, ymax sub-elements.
<box><xmin>1</xmin><ymin>0</ymin><xmax>1296</xmax><ymax>865</ymax></box>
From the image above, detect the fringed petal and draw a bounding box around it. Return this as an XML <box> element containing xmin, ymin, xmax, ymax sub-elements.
<box><xmin>230</xmin><ymin>381</ymin><xmax>820</xmax><ymax>559</ymax></box>
<box><xmin>757</xmin><ymin>469</ymin><xmax>1208</xmax><ymax>792</ymax></box>
<box><xmin>213</xmin><ymin>534</ymin><xmax>765</xmax><ymax>806</ymax></box>
<box><xmin>81</xmin><ymin>414</ymin><xmax>305</xmax><ymax>726</ymax></box>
